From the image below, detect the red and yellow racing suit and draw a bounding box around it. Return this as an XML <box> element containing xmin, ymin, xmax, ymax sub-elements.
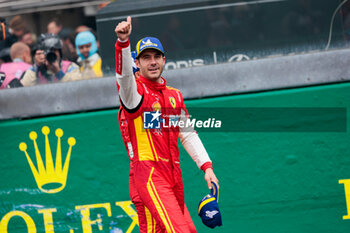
<box><xmin>116</xmin><ymin>39</ymin><xmax>212</xmax><ymax>233</ymax></box>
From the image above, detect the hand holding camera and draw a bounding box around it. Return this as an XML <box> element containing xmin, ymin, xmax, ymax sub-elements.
<box><xmin>45</xmin><ymin>58</ymin><xmax>60</xmax><ymax>74</ymax></box>
<box><xmin>34</xmin><ymin>48</ymin><xmax>60</xmax><ymax>74</ymax></box>
<box><xmin>34</xmin><ymin>33</ymin><xmax>62</xmax><ymax>74</ymax></box>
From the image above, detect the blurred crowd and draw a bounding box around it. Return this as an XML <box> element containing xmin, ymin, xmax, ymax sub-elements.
<box><xmin>0</xmin><ymin>16</ymin><xmax>103</xmax><ymax>89</ymax></box>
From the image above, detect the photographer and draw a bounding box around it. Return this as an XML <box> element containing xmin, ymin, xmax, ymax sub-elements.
<box><xmin>21</xmin><ymin>33</ymin><xmax>81</xmax><ymax>86</ymax></box>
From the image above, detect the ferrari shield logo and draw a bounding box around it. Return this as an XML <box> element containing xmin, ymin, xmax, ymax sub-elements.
<box><xmin>169</xmin><ymin>97</ymin><xmax>176</xmax><ymax>109</ymax></box>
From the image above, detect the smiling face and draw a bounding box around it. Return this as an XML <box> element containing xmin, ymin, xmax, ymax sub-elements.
<box><xmin>135</xmin><ymin>49</ymin><xmax>165</xmax><ymax>82</ymax></box>
<box><xmin>78</xmin><ymin>43</ymin><xmax>91</xmax><ymax>59</ymax></box>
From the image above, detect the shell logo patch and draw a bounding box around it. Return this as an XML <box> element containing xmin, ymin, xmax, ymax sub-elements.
<box><xmin>152</xmin><ymin>102</ymin><xmax>161</xmax><ymax>111</ymax></box>
<box><xmin>169</xmin><ymin>97</ymin><xmax>176</xmax><ymax>109</ymax></box>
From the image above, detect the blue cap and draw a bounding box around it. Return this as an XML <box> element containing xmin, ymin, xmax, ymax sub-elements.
<box><xmin>135</xmin><ymin>37</ymin><xmax>164</xmax><ymax>58</ymax></box>
<box><xmin>198</xmin><ymin>182</ymin><xmax>222</xmax><ymax>229</ymax></box>
<box><xmin>75</xmin><ymin>31</ymin><xmax>98</xmax><ymax>60</ymax></box>
<box><xmin>131</xmin><ymin>51</ymin><xmax>139</xmax><ymax>74</ymax></box>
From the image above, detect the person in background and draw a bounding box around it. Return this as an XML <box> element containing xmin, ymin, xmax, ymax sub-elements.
<box><xmin>75</xmin><ymin>26</ymin><xmax>101</xmax><ymax>49</ymax></box>
<box><xmin>75</xmin><ymin>30</ymin><xmax>103</xmax><ymax>79</ymax></box>
<box><xmin>47</xmin><ymin>18</ymin><xmax>63</xmax><ymax>37</ymax></box>
<box><xmin>0</xmin><ymin>42</ymin><xmax>32</xmax><ymax>89</ymax></box>
<box><xmin>19</xmin><ymin>30</ymin><xmax>35</xmax><ymax>50</ymax></box>
<box><xmin>60</xmin><ymin>28</ymin><xmax>78</xmax><ymax>62</ymax></box>
<box><xmin>0</xmin><ymin>16</ymin><xmax>27</xmax><ymax>64</ymax></box>
<box><xmin>75</xmin><ymin>25</ymin><xmax>90</xmax><ymax>34</ymax></box>
<box><xmin>21</xmin><ymin>33</ymin><xmax>81</xmax><ymax>86</ymax></box>
<box><xmin>9</xmin><ymin>16</ymin><xmax>27</xmax><ymax>43</ymax></box>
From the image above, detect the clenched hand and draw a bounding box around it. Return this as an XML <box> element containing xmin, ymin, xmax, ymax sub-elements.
<box><xmin>115</xmin><ymin>16</ymin><xmax>132</xmax><ymax>41</ymax></box>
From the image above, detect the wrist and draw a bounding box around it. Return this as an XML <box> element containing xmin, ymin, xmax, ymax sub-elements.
<box><xmin>118</xmin><ymin>38</ymin><xmax>129</xmax><ymax>43</ymax></box>
<box><xmin>117</xmin><ymin>38</ymin><xmax>130</xmax><ymax>48</ymax></box>
<box><xmin>55</xmin><ymin>70</ymin><xmax>65</xmax><ymax>80</ymax></box>
<box><xmin>201</xmin><ymin>162</ymin><xmax>213</xmax><ymax>172</ymax></box>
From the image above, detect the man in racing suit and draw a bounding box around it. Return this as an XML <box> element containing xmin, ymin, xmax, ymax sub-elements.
<box><xmin>118</xmin><ymin>52</ymin><xmax>197</xmax><ymax>232</ymax></box>
<box><xmin>115</xmin><ymin>16</ymin><xmax>219</xmax><ymax>233</ymax></box>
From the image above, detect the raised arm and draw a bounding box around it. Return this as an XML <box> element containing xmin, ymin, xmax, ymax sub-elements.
<box><xmin>115</xmin><ymin>16</ymin><xmax>142</xmax><ymax>110</ymax></box>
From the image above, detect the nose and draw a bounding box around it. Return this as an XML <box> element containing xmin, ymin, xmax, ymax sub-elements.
<box><xmin>83</xmin><ymin>47</ymin><xmax>89</xmax><ymax>53</ymax></box>
<box><xmin>150</xmin><ymin>56</ymin><xmax>157</xmax><ymax>65</ymax></box>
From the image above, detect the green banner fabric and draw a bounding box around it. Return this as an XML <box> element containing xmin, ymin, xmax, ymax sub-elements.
<box><xmin>1</xmin><ymin>82</ymin><xmax>350</xmax><ymax>233</ymax></box>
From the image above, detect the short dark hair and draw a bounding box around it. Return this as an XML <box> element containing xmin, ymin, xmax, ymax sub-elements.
<box><xmin>48</xmin><ymin>17</ymin><xmax>62</xmax><ymax>27</ymax></box>
<box><xmin>10</xmin><ymin>15</ymin><xmax>26</xmax><ymax>32</ymax></box>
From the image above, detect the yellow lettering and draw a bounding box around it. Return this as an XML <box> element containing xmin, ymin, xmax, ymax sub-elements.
<box><xmin>115</xmin><ymin>201</ymin><xmax>139</xmax><ymax>233</ymax></box>
<box><xmin>339</xmin><ymin>179</ymin><xmax>350</xmax><ymax>219</ymax></box>
<box><xmin>0</xmin><ymin>210</ymin><xmax>36</xmax><ymax>233</ymax></box>
<box><xmin>38</xmin><ymin>208</ymin><xmax>57</xmax><ymax>233</ymax></box>
<box><xmin>75</xmin><ymin>203</ymin><xmax>111</xmax><ymax>233</ymax></box>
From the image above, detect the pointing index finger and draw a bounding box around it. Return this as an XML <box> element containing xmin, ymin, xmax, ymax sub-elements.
<box><xmin>127</xmin><ymin>16</ymin><xmax>131</xmax><ymax>24</ymax></box>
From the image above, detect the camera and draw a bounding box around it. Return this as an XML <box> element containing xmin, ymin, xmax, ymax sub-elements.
<box><xmin>36</xmin><ymin>33</ymin><xmax>62</xmax><ymax>63</ymax></box>
<box><xmin>44</xmin><ymin>50</ymin><xmax>58</xmax><ymax>63</ymax></box>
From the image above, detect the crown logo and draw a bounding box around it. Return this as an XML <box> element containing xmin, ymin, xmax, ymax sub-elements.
<box><xmin>19</xmin><ymin>126</ymin><xmax>76</xmax><ymax>194</ymax></box>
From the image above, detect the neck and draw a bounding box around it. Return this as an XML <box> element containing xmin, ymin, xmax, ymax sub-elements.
<box><xmin>13</xmin><ymin>58</ymin><xmax>24</xmax><ymax>63</ymax></box>
<box><xmin>153</xmin><ymin>77</ymin><xmax>163</xmax><ymax>83</ymax></box>
<box><xmin>140</xmin><ymin>75</ymin><xmax>165</xmax><ymax>84</ymax></box>
<box><xmin>142</xmin><ymin>75</ymin><xmax>162</xmax><ymax>83</ymax></box>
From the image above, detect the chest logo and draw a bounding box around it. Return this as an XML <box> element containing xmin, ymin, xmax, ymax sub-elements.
<box><xmin>152</xmin><ymin>101</ymin><xmax>161</xmax><ymax>111</ymax></box>
<box><xmin>169</xmin><ymin>97</ymin><xmax>176</xmax><ymax>109</ymax></box>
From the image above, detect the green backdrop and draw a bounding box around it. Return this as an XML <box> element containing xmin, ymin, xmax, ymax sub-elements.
<box><xmin>1</xmin><ymin>82</ymin><xmax>350</xmax><ymax>233</ymax></box>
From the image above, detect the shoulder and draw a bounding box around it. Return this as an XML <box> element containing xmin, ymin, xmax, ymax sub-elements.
<box><xmin>92</xmin><ymin>53</ymin><xmax>101</xmax><ymax>60</ymax></box>
<box><xmin>166</xmin><ymin>85</ymin><xmax>184</xmax><ymax>104</ymax></box>
<box><xmin>21</xmin><ymin>68</ymin><xmax>37</xmax><ymax>86</ymax></box>
<box><xmin>26</xmin><ymin>65</ymin><xmax>36</xmax><ymax>73</ymax></box>
<box><xmin>166</xmin><ymin>85</ymin><xmax>180</xmax><ymax>92</ymax></box>
<box><xmin>65</xmin><ymin>61</ymin><xmax>80</xmax><ymax>72</ymax></box>
<box><xmin>0</xmin><ymin>62</ymin><xmax>9</xmax><ymax>70</ymax></box>
<box><xmin>166</xmin><ymin>85</ymin><xmax>183</xmax><ymax>98</ymax></box>
<box><xmin>89</xmin><ymin>53</ymin><xmax>101</xmax><ymax>64</ymax></box>
<box><xmin>22</xmin><ymin>62</ymin><xmax>32</xmax><ymax>69</ymax></box>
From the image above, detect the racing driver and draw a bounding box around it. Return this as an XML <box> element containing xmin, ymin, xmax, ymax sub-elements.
<box><xmin>115</xmin><ymin>16</ymin><xmax>219</xmax><ymax>233</ymax></box>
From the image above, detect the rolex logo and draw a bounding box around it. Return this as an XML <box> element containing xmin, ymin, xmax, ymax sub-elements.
<box><xmin>19</xmin><ymin>126</ymin><xmax>76</xmax><ymax>194</ymax></box>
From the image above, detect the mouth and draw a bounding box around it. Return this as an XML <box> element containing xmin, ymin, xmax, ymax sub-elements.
<box><xmin>148</xmin><ymin>67</ymin><xmax>159</xmax><ymax>73</ymax></box>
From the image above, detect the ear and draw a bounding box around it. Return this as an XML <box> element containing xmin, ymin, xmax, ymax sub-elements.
<box><xmin>135</xmin><ymin>58</ymin><xmax>141</xmax><ymax>69</ymax></box>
